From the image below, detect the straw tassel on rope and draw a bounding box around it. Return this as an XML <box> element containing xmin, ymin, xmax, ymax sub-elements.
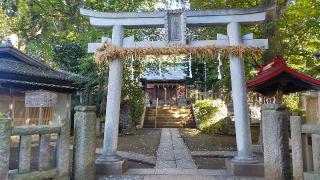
<box><xmin>94</xmin><ymin>43</ymin><xmax>265</xmax><ymax>63</ymax></box>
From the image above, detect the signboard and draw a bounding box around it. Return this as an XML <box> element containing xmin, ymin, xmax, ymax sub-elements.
<box><xmin>25</xmin><ymin>90</ymin><xmax>57</xmax><ymax>107</ymax></box>
<box><xmin>165</xmin><ymin>10</ymin><xmax>186</xmax><ymax>44</ymax></box>
<box><xmin>146</xmin><ymin>84</ymin><xmax>154</xmax><ymax>88</ymax></box>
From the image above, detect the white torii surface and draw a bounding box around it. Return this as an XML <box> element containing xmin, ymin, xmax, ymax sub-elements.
<box><xmin>88</xmin><ymin>33</ymin><xmax>268</xmax><ymax>53</ymax></box>
<box><xmin>81</xmin><ymin>6</ymin><xmax>272</xmax><ymax>168</ymax></box>
<box><xmin>80</xmin><ymin>6</ymin><xmax>272</xmax><ymax>28</ymax></box>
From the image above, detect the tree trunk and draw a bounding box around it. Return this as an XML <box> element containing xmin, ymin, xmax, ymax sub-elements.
<box><xmin>262</xmin><ymin>0</ymin><xmax>289</xmax><ymax>64</ymax></box>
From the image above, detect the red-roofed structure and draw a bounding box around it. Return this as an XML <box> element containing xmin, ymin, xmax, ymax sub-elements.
<box><xmin>247</xmin><ymin>56</ymin><xmax>320</xmax><ymax>96</ymax></box>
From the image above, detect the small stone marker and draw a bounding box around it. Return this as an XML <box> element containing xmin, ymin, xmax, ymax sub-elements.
<box><xmin>262</xmin><ymin>104</ymin><xmax>291</xmax><ymax>180</ymax></box>
<box><xmin>74</xmin><ymin>106</ymin><xmax>97</xmax><ymax>180</ymax></box>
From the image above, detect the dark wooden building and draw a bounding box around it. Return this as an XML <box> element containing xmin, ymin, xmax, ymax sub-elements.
<box><xmin>0</xmin><ymin>41</ymin><xmax>84</xmax><ymax>125</ymax></box>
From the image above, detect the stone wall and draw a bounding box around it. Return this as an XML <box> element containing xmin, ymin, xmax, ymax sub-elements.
<box><xmin>53</xmin><ymin>93</ymin><xmax>71</xmax><ymax>125</ymax></box>
<box><xmin>302</xmin><ymin>91</ymin><xmax>320</xmax><ymax>124</ymax></box>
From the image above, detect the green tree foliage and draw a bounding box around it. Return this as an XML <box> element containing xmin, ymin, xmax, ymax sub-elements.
<box><xmin>52</xmin><ymin>41</ymin><xmax>86</xmax><ymax>73</ymax></box>
<box><xmin>279</xmin><ymin>0</ymin><xmax>320</xmax><ymax>77</ymax></box>
<box><xmin>194</xmin><ymin>99</ymin><xmax>228</xmax><ymax>133</ymax></box>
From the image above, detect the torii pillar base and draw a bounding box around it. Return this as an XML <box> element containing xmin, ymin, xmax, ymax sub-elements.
<box><xmin>95</xmin><ymin>155</ymin><xmax>128</xmax><ymax>175</ymax></box>
<box><xmin>225</xmin><ymin>159</ymin><xmax>265</xmax><ymax>177</ymax></box>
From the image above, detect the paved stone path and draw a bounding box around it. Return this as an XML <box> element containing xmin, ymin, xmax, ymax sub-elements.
<box><xmin>98</xmin><ymin>168</ymin><xmax>265</xmax><ymax>180</ymax></box>
<box><xmin>155</xmin><ymin>128</ymin><xmax>197</xmax><ymax>169</ymax></box>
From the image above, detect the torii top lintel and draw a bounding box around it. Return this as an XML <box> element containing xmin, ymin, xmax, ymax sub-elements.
<box><xmin>80</xmin><ymin>5</ymin><xmax>274</xmax><ymax>28</ymax></box>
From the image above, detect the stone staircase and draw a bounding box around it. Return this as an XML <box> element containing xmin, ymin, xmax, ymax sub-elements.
<box><xmin>143</xmin><ymin>106</ymin><xmax>196</xmax><ymax>128</ymax></box>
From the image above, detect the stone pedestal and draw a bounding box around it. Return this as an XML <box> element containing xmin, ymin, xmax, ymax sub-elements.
<box><xmin>95</xmin><ymin>155</ymin><xmax>128</xmax><ymax>175</ymax></box>
<box><xmin>74</xmin><ymin>106</ymin><xmax>97</xmax><ymax>180</ymax></box>
<box><xmin>262</xmin><ymin>104</ymin><xmax>291</xmax><ymax>180</ymax></box>
<box><xmin>225</xmin><ymin>159</ymin><xmax>264</xmax><ymax>177</ymax></box>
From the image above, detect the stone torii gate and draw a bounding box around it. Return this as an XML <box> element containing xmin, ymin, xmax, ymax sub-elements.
<box><xmin>81</xmin><ymin>6</ymin><xmax>270</xmax><ymax>174</ymax></box>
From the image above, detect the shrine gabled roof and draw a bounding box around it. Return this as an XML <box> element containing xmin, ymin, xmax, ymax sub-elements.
<box><xmin>0</xmin><ymin>43</ymin><xmax>87</xmax><ymax>92</ymax></box>
<box><xmin>140</xmin><ymin>64</ymin><xmax>187</xmax><ymax>82</ymax></box>
<box><xmin>247</xmin><ymin>56</ymin><xmax>320</xmax><ymax>96</ymax></box>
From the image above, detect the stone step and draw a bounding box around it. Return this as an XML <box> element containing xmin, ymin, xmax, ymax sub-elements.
<box><xmin>143</xmin><ymin>124</ymin><xmax>196</xmax><ymax>128</ymax></box>
<box><xmin>146</xmin><ymin>106</ymin><xmax>190</xmax><ymax>109</ymax></box>
<box><xmin>145</xmin><ymin>111</ymin><xmax>191</xmax><ymax>115</ymax></box>
<box><xmin>143</xmin><ymin>121</ymin><xmax>196</xmax><ymax>126</ymax></box>
<box><xmin>145</xmin><ymin>111</ymin><xmax>191</xmax><ymax>114</ymax></box>
<box><xmin>144</xmin><ymin>118</ymin><xmax>194</xmax><ymax>123</ymax></box>
<box><xmin>144</xmin><ymin>106</ymin><xmax>194</xmax><ymax>128</ymax></box>
<box><xmin>144</xmin><ymin>116</ymin><xmax>192</xmax><ymax>121</ymax></box>
<box><xmin>146</xmin><ymin>110</ymin><xmax>191</xmax><ymax>115</ymax></box>
<box><xmin>146</xmin><ymin>109</ymin><xmax>191</xmax><ymax>113</ymax></box>
<box><xmin>144</xmin><ymin>119</ymin><xmax>193</xmax><ymax>123</ymax></box>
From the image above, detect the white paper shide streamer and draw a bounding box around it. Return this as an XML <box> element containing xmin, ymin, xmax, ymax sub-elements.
<box><xmin>131</xmin><ymin>55</ymin><xmax>134</xmax><ymax>81</ymax></box>
<box><xmin>188</xmin><ymin>54</ymin><xmax>192</xmax><ymax>78</ymax></box>
<box><xmin>217</xmin><ymin>53</ymin><xmax>222</xmax><ymax>80</ymax></box>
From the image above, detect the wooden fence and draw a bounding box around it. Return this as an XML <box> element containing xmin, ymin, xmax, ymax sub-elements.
<box><xmin>290</xmin><ymin>116</ymin><xmax>320</xmax><ymax>180</ymax></box>
<box><xmin>0</xmin><ymin>118</ymin><xmax>70</xmax><ymax>180</ymax></box>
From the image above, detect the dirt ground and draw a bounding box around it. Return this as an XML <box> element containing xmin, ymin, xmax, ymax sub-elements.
<box><xmin>179</xmin><ymin>126</ymin><xmax>260</xmax><ymax>152</ymax></box>
<box><xmin>180</xmin><ymin>127</ymin><xmax>261</xmax><ymax>169</ymax></box>
<box><xmin>97</xmin><ymin>128</ymin><xmax>161</xmax><ymax>157</ymax></box>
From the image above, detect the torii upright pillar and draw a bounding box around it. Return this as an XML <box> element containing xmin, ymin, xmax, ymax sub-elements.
<box><xmin>95</xmin><ymin>25</ymin><xmax>129</xmax><ymax>174</ymax></box>
<box><xmin>227</xmin><ymin>22</ymin><xmax>254</xmax><ymax>161</ymax></box>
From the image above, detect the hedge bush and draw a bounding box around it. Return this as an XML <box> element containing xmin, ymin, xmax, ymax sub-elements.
<box><xmin>122</xmin><ymin>82</ymin><xmax>145</xmax><ymax>125</ymax></box>
<box><xmin>194</xmin><ymin>99</ymin><xmax>228</xmax><ymax>133</ymax></box>
<box><xmin>0</xmin><ymin>112</ymin><xmax>6</xmax><ymax>118</ymax></box>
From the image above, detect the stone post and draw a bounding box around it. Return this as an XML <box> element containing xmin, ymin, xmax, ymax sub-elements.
<box><xmin>302</xmin><ymin>134</ymin><xmax>313</xmax><ymax>171</ymax></box>
<box><xmin>95</xmin><ymin>25</ymin><xmax>128</xmax><ymax>174</ymax></box>
<box><xmin>312</xmin><ymin>134</ymin><xmax>320</xmax><ymax>172</ymax></box>
<box><xmin>38</xmin><ymin>134</ymin><xmax>51</xmax><ymax>170</ymax></box>
<box><xmin>290</xmin><ymin>116</ymin><xmax>304</xmax><ymax>180</ymax></box>
<box><xmin>96</xmin><ymin>118</ymin><xmax>101</xmax><ymax>137</ymax></box>
<box><xmin>262</xmin><ymin>104</ymin><xmax>291</xmax><ymax>180</ymax></box>
<box><xmin>0</xmin><ymin>118</ymin><xmax>11</xmax><ymax>180</ymax></box>
<box><xmin>19</xmin><ymin>135</ymin><xmax>32</xmax><ymax>173</ymax></box>
<box><xmin>73</xmin><ymin>106</ymin><xmax>96</xmax><ymax>180</ymax></box>
<box><xmin>56</xmin><ymin>118</ymin><xmax>70</xmax><ymax>178</ymax></box>
<box><xmin>227</xmin><ymin>22</ymin><xmax>253</xmax><ymax>161</ymax></box>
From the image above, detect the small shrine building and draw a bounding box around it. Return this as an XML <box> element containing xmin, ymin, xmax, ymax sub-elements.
<box><xmin>0</xmin><ymin>42</ymin><xmax>84</xmax><ymax>126</ymax></box>
<box><xmin>140</xmin><ymin>63</ymin><xmax>188</xmax><ymax>106</ymax></box>
<box><xmin>247</xmin><ymin>56</ymin><xmax>320</xmax><ymax>124</ymax></box>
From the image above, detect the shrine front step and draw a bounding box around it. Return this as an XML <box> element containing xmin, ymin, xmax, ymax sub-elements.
<box><xmin>144</xmin><ymin>124</ymin><xmax>196</xmax><ymax>128</ymax></box>
<box><xmin>144</xmin><ymin>116</ymin><xmax>193</xmax><ymax>122</ymax></box>
<box><xmin>144</xmin><ymin>106</ymin><xmax>196</xmax><ymax>128</ymax></box>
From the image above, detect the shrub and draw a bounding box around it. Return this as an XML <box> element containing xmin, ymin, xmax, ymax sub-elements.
<box><xmin>283</xmin><ymin>94</ymin><xmax>301</xmax><ymax>115</ymax></box>
<box><xmin>194</xmin><ymin>99</ymin><xmax>228</xmax><ymax>133</ymax></box>
<box><xmin>0</xmin><ymin>112</ymin><xmax>6</xmax><ymax>118</ymax></box>
<box><xmin>122</xmin><ymin>83</ymin><xmax>145</xmax><ymax>125</ymax></box>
